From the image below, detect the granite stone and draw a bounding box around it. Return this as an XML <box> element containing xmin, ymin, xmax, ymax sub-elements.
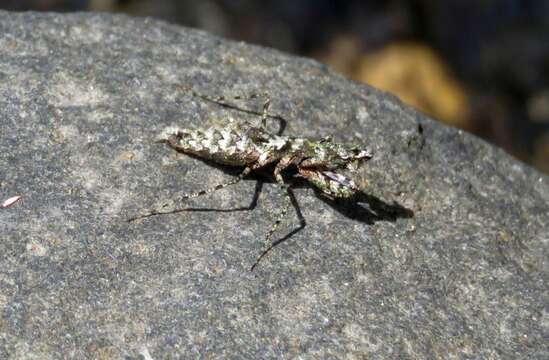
<box><xmin>0</xmin><ymin>11</ymin><xmax>547</xmax><ymax>359</ymax></box>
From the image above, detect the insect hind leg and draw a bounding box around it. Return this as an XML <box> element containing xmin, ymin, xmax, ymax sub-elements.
<box><xmin>128</xmin><ymin>167</ymin><xmax>252</xmax><ymax>222</ymax></box>
<box><xmin>202</xmin><ymin>91</ymin><xmax>271</xmax><ymax>129</ymax></box>
<box><xmin>177</xmin><ymin>85</ymin><xmax>272</xmax><ymax>130</ymax></box>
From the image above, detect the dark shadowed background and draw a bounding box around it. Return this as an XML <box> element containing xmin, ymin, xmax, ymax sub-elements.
<box><xmin>4</xmin><ymin>0</ymin><xmax>548</xmax><ymax>173</ymax></box>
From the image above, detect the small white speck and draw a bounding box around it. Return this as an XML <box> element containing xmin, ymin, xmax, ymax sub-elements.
<box><xmin>236</xmin><ymin>136</ymin><xmax>250</xmax><ymax>151</ymax></box>
<box><xmin>201</xmin><ymin>138</ymin><xmax>214</xmax><ymax>148</ymax></box>
<box><xmin>259</xmin><ymin>151</ymin><xmax>270</xmax><ymax>162</ymax></box>
<box><xmin>290</xmin><ymin>138</ymin><xmax>305</xmax><ymax>150</ymax></box>
<box><xmin>356</xmin><ymin>107</ymin><xmax>370</xmax><ymax>123</ymax></box>
<box><xmin>266</xmin><ymin>136</ymin><xmax>287</xmax><ymax>150</ymax></box>
<box><xmin>511</xmin><ymin>164</ymin><xmax>523</xmax><ymax>173</ymax></box>
<box><xmin>316</xmin><ymin>147</ymin><xmax>327</xmax><ymax>160</ymax></box>
<box><xmin>204</xmin><ymin>127</ymin><xmax>215</xmax><ymax>139</ymax></box>
<box><xmin>219</xmin><ymin>136</ymin><xmax>233</xmax><ymax>150</ymax></box>
<box><xmin>139</xmin><ymin>346</ymin><xmax>154</xmax><ymax>360</ymax></box>
<box><xmin>2</xmin><ymin>195</ymin><xmax>22</xmax><ymax>208</ymax></box>
<box><xmin>191</xmin><ymin>131</ymin><xmax>201</xmax><ymax>140</ymax></box>
<box><xmin>26</xmin><ymin>240</ymin><xmax>48</xmax><ymax>257</ymax></box>
<box><xmin>221</xmin><ymin>128</ymin><xmax>232</xmax><ymax>140</ymax></box>
<box><xmin>158</xmin><ymin>127</ymin><xmax>181</xmax><ymax>140</ymax></box>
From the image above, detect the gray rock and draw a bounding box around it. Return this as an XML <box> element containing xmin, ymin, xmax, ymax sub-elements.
<box><xmin>0</xmin><ymin>10</ymin><xmax>547</xmax><ymax>359</ymax></box>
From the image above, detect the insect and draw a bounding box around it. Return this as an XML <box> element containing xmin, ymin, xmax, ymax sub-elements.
<box><xmin>129</xmin><ymin>89</ymin><xmax>373</xmax><ymax>270</ymax></box>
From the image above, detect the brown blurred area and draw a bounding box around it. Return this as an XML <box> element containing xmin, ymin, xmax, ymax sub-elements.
<box><xmin>4</xmin><ymin>0</ymin><xmax>549</xmax><ymax>173</ymax></box>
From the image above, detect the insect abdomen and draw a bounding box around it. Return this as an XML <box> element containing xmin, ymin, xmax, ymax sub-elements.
<box><xmin>164</xmin><ymin>126</ymin><xmax>260</xmax><ymax>166</ymax></box>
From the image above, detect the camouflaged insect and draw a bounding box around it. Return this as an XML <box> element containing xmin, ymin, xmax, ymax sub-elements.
<box><xmin>129</xmin><ymin>91</ymin><xmax>373</xmax><ymax>269</ymax></box>
<box><xmin>160</xmin><ymin>119</ymin><xmax>372</xmax><ymax>199</ymax></box>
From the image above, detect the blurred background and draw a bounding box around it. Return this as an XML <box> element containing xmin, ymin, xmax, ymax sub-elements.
<box><xmin>2</xmin><ymin>0</ymin><xmax>549</xmax><ymax>173</ymax></box>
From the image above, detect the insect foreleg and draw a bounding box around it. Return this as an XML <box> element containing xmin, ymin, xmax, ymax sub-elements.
<box><xmin>128</xmin><ymin>167</ymin><xmax>252</xmax><ymax>222</ymax></box>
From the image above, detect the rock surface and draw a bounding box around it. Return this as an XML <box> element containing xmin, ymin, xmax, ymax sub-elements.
<box><xmin>0</xmin><ymin>11</ymin><xmax>547</xmax><ymax>359</ymax></box>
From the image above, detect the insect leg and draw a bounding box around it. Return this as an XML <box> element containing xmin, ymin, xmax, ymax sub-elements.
<box><xmin>175</xmin><ymin>85</ymin><xmax>272</xmax><ymax>129</ymax></box>
<box><xmin>128</xmin><ymin>167</ymin><xmax>252</xmax><ymax>222</ymax></box>
<box><xmin>249</xmin><ymin>156</ymin><xmax>297</xmax><ymax>270</ymax></box>
<box><xmin>250</xmin><ymin>183</ymin><xmax>292</xmax><ymax>271</ymax></box>
<box><xmin>198</xmin><ymin>91</ymin><xmax>271</xmax><ymax>129</ymax></box>
<box><xmin>192</xmin><ymin>89</ymin><xmax>270</xmax><ymax>111</ymax></box>
<box><xmin>202</xmin><ymin>91</ymin><xmax>270</xmax><ymax>129</ymax></box>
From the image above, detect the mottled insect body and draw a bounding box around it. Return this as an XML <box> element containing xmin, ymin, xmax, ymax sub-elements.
<box><xmin>131</xmin><ymin>90</ymin><xmax>373</xmax><ymax>269</ymax></box>
<box><xmin>161</xmin><ymin>119</ymin><xmax>372</xmax><ymax>199</ymax></box>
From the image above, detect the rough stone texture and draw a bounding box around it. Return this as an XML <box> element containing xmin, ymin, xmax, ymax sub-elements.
<box><xmin>0</xmin><ymin>11</ymin><xmax>547</xmax><ymax>359</ymax></box>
